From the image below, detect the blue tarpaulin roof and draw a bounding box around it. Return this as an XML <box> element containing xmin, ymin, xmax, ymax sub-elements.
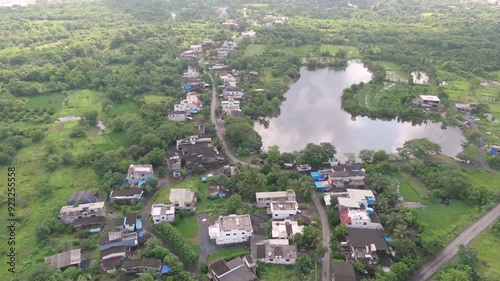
<box><xmin>385</xmin><ymin>236</ymin><xmax>392</xmax><ymax>242</ymax></box>
<box><xmin>138</xmin><ymin>231</ymin><xmax>144</xmax><ymax>238</ymax></box>
<box><xmin>492</xmin><ymin>148</ymin><xmax>498</xmax><ymax>153</ymax></box>
<box><xmin>136</xmin><ymin>218</ymin><xmax>142</xmax><ymax>230</ymax></box>
<box><xmin>138</xmin><ymin>179</ymin><xmax>147</xmax><ymax>187</ymax></box>
<box><xmin>314</xmin><ymin>181</ymin><xmax>329</xmax><ymax>188</ymax></box>
<box><xmin>161</xmin><ymin>265</ymin><xmax>172</xmax><ymax>274</ymax></box>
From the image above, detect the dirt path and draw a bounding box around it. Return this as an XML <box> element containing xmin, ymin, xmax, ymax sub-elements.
<box><xmin>407</xmin><ymin>204</ymin><xmax>500</xmax><ymax>281</ymax></box>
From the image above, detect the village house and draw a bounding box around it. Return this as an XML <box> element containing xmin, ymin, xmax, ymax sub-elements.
<box><xmin>219</xmin><ymin>73</ymin><xmax>238</xmax><ymax>87</ymax></box>
<box><xmin>99</xmin><ymin>229</ymin><xmax>138</xmax><ymax>251</ymax></box>
<box><xmin>269</xmin><ymin>201</ymin><xmax>299</xmax><ymax>220</ymax></box>
<box><xmin>45</xmin><ymin>249</ymin><xmax>81</xmax><ymax>270</ymax></box>
<box><xmin>223</xmin><ymin>164</ymin><xmax>237</xmax><ymax>176</ymax></box>
<box><xmin>221</xmin><ymin>99</ymin><xmax>241</xmax><ymax>114</ymax></box>
<box><xmin>332</xmin><ymin>262</ymin><xmax>359</xmax><ymax>281</ymax></box>
<box><xmin>346</xmin><ymin>227</ymin><xmax>390</xmax><ymax>268</ymax></box>
<box><xmin>217</xmin><ymin>48</ymin><xmax>232</xmax><ymax>59</ymax></box>
<box><xmin>221</xmin><ymin>41</ymin><xmax>237</xmax><ymax>50</ymax></box>
<box><xmin>109</xmin><ymin>188</ymin><xmax>144</xmax><ymax>201</ymax></box>
<box><xmin>418</xmin><ymin>95</ymin><xmax>441</xmax><ymax>107</ymax></box>
<box><xmin>209</xmin><ymin>63</ymin><xmax>230</xmax><ymax>71</ymax></box>
<box><xmin>271</xmin><ymin>219</ymin><xmax>304</xmax><ymax>239</ymax></box>
<box><xmin>256</xmin><ymin>190</ymin><xmax>296</xmax><ymax>208</ymax></box>
<box><xmin>122</xmin><ymin>213</ymin><xmax>142</xmax><ymax>232</ymax></box>
<box><xmin>190</xmin><ymin>44</ymin><xmax>203</xmax><ymax>53</ymax></box>
<box><xmin>126</xmin><ymin>164</ymin><xmax>154</xmax><ymax>186</ymax></box>
<box><xmin>454</xmin><ymin>103</ymin><xmax>474</xmax><ymax>115</ymax></box>
<box><xmin>241</xmin><ymin>30</ymin><xmax>257</xmax><ymax>39</ymax></box>
<box><xmin>151</xmin><ymin>204</ymin><xmax>175</xmax><ymax>224</ymax></box>
<box><xmin>180</xmin><ymin>50</ymin><xmax>201</xmax><ymax>60</ymax></box>
<box><xmin>222</xmin><ymin>19</ymin><xmax>237</xmax><ymax>28</ymax></box>
<box><xmin>252</xmin><ymin>239</ymin><xmax>297</xmax><ymax>265</ymax></box>
<box><xmin>100</xmin><ymin>246</ymin><xmax>128</xmax><ymax>273</ymax></box>
<box><xmin>249</xmin><ymin>70</ymin><xmax>259</xmax><ymax>76</ymax></box>
<box><xmin>168</xmin><ymin>110</ymin><xmax>187</xmax><ymax>122</ymax></box>
<box><xmin>209</xmin><ymin>214</ymin><xmax>253</xmax><ymax>245</ymax></box>
<box><xmin>68</xmin><ymin>190</ymin><xmax>98</xmax><ymax>205</ymax></box>
<box><xmin>209</xmin><ymin>185</ymin><xmax>231</xmax><ymax>198</ymax></box>
<box><xmin>121</xmin><ymin>258</ymin><xmax>162</xmax><ymax>275</ymax></box>
<box><xmin>58</xmin><ymin>201</ymin><xmax>106</xmax><ymax>224</ymax></box>
<box><xmin>72</xmin><ymin>216</ymin><xmax>106</xmax><ymax>230</ymax></box>
<box><xmin>222</xmin><ymin>86</ymin><xmax>245</xmax><ymax>100</ymax></box>
<box><xmin>168</xmin><ymin>136</ymin><xmax>224</xmax><ymax>169</ymax></box>
<box><xmin>207</xmin><ymin>256</ymin><xmax>258</xmax><ymax>281</ymax></box>
<box><xmin>169</xmin><ymin>188</ymin><xmax>197</xmax><ymax>211</ymax></box>
<box><xmin>183</xmin><ymin>66</ymin><xmax>200</xmax><ymax>78</ymax></box>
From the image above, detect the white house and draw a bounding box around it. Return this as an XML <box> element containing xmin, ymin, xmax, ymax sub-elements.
<box><xmin>340</xmin><ymin>208</ymin><xmax>382</xmax><ymax>229</ymax></box>
<box><xmin>151</xmin><ymin>204</ymin><xmax>175</xmax><ymax>224</ymax></box>
<box><xmin>269</xmin><ymin>201</ymin><xmax>299</xmax><ymax>220</ymax></box>
<box><xmin>271</xmin><ymin>219</ymin><xmax>304</xmax><ymax>239</ymax></box>
<box><xmin>209</xmin><ymin>214</ymin><xmax>253</xmax><ymax>245</ymax></box>
<box><xmin>221</xmin><ymin>99</ymin><xmax>241</xmax><ymax>113</ymax></box>
<box><xmin>168</xmin><ymin>111</ymin><xmax>187</xmax><ymax>122</ymax></box>
<box><xmin>58</xmin><ymin>202</ymin><xmax>106</xmax><ymax>224</ymax></box>
<box><xmin>255</xmin><ymin>190</ymin><xmax>296</xmax><ymax>208</ymax></box>
<box><xmin>217</xmin><ymin>48</ymin><xmax>232</xmax><ymax>59</ymax></box>
<box><xmin>183</xmin><ymin>66</ymin><xmax>199</xmax><ymax>78</ymax></box>
<box><xmin>419</xmin><ymin>95</ymin><xmax>440</xmax><ymax>107</ymax></box>
<box><xmin>126</xmin><ymin>164</ymin><xmax>154</xmax><ymax>186</ymax></box>
<box><xmin>109</xmin><ymin>188</ymin><xmax>144</xmax><ymax>201</ymax></box>
<box><xmin>241</xmin><ymin>30</ymin><xmax>257</xmax><ymax>39</ymax></box>
<box><xmin>223</xmin><ymin>86</ymin><xmax>245</xmax><ymax>99</ymax></box>
<box><xmin>169</xmin><ymin>188</ymin><xmax>197</xmax><ymax>211</ymax></box>
<box><xmin>123</xmin><ymin>213</ymin><xmax>137</xmax><ymax>232</ymax></box>
<box><xmin>190</xmin><ymin>44</ymin><xmax>203</xmax><ymax>53</ymax></box>
<box><xmin>253</xmin><ymin>239</ymin><xmax>297</xmax><ymax>265</ymax></box>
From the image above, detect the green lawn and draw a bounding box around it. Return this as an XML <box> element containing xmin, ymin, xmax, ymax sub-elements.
<box><xmin>469</xmin><ymin>225</ymin><xmax>500</xmax><ymax>280</ymax></box>
<box><xmin>415</xmin><ymin>199</ymin><xmax>487</xmax><ymax>241</ymax></box>
<box><xmin>463</xmin><ymin>169</ymin><xmax>500</xmax><ymax>193</ymax></box>
<box><xmin>398</xmin><ymin>175</ymin><xmax>424</xmax><ymax>202</ymax></box>
<box><xmin>174</xmin><ymin>216</ymin><xmax>198</xmax><ymax>239</ymax></box>
<box><xmin>113</xmin><ymin>101</ymin><xmax>139</xmax><ymax>113</ymax></box>
<box><xmin>319</xmin><ymin>44</ymin><xmax>358</xmax><ymax>58</ymax></box>
<box><xmin>26</xmin><ymin>93</ymin><xmax>64</xmax><ymax>110</ymax></box>
<box><xmin>401</xmin><ymin>173</ymin><xmax>432</xmax><ymax>199</ymax></box>
<box><xmin>207</xmin><ymin>248</ymin><xmax>249</xmax><ymax>263</ymax></box>
<box><xmin>144</xmin><ymin>95</ymin><xmax>173</xmax><ymax>105</ymax></box>
<box><xmin>244</xmin><ymin>44</ymin><xmax>266</xmax><ymax>57</ymax></box>
<box><xmin>259</xmin><ymin>263</ymin><xmax>321</xmax><ymax>281</ymax></box>
<box><xmin>58</xmin><ymin>90</ymin><xmax>103</xmax><ymax>117</ymax></box>
<box><xmin>376</xmin><ymin>61</ymin><xmax>407</xmax><ymax>82</ymax></box>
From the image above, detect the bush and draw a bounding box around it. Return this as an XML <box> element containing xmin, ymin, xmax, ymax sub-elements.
<box><xmin>155</xmin><ymin>222</ymin><xmax>197</xmax><ymax>265</ymax></box>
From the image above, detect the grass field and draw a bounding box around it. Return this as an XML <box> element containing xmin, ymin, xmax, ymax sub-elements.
<box><xmin>463</xmin><ymin>169</ymin><xmax>500</xmax><ymax>193</ymax></box>
<box><xmin>259</xmin><ymin>263</ymin><xmax>321</xmax><ymax>281</ymax></box>
<box><xmin>173</xmin><ymin>215</ymin><xmax>200</xmax><ymax>253</ymax></box>
<box><xmin>207</xmin><ymin>248</ymin><xmax>249</xmax><ymax>263</ymax></box>
<box><xmin>144</xmin><ymin>95</ymin><xmax>173</xmax><ymax>105</ymax></box>
<box><xmin>376</xmin><ymin>61</ymin><xmax>408</xmax><ymax>82</ymax></box>
<box><xmin>244</xmin><ymin>44</ymin><xmax>266</xmax><ymax>57</ymax></box>
<box><xmin>319</xmin><ymin>44</ymin><xmax>358</xmax><ymax>58</ymax></box>
<box><xmin>398</xmin><ymin>175</ymin><xmax>424</xmax><ymax>202</ymax></box>
<box><xmin>469</xmin><ymin>225</ymin><xmax>500</xmax><ymax>280</ymax></box>
<box><xmin>26</xmin><ymin>93</ymin><xmax>64</xmax><ymax>110</ymax></box>
<box><xmin>402</xmin><ymin>173</ymin><xmax>432</xmax><ymax>199</ymax></box>
<box><xmin>58</xmin><ymin>90</ymin><xmax>103</xmax><ymax>117</ymax></box>
<box><xmin>113</xmin><ymin>101</ymin><xmax>139</xmax><ymax>113</ymax></box>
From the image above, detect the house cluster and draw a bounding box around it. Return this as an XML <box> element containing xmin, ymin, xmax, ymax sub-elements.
<box><xmin>167</xmin><ymin>135</ymin><xmax>224</xmax><ymax>177</ymax></box>
<box><xmin>180</xmin><ymin>44</ymin><xmax>204</xmax><ymax>60</ymax></box>
<box><xmin>169</xmin><ymin>92</ymin><xmax>203</xmax><ymax>122</ymax></box>
<box><xmin>151</xmin><ymin>188</ymin><xmax>197</xmax><ymax>224</ymax></box>
<box><xmin>215</xmin><ymin>65</ymin><xmax>246</xmax><ymax>117</ymax></box>
<box><xmin>310</xmin><ymin>162</ymin><xmax>366</xmax><ymax>193</ymax></box>
<box><xmin>217</xmin><ymin>41</ymin><xmax>237</xmax><ymax>59</ymax></box>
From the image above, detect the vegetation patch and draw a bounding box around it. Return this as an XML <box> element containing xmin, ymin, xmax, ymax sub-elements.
<box><xmin>470</xmin><ymin>227</ymin><xmax>500</xmax><ymax>279</ymax></box>
<box><xmin>26</xmin><ymin>93</ymin><xmax>64</xmax><ymax>110</ymax></box>
<box><xmin>207</xmin><ymin>248</ymin><xmax>249</xmax><ymax>263</ymax></box>
<box><xmin>402</xmin><ymin>172</ymin><xmax>432</xmax><ymax>199</ymax></box>
<box><xmin>113</xmin><ymin>101</ymin><xmax>139</xmax><ymax>113</ymax></box>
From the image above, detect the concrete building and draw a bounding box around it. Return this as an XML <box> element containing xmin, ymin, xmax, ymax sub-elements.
<box><xmin>168</xmin><ymin>136</ymin><xmax>224</xmax><ymax>169</ymax></box>
<box><xmin>168</xmin><ymin>111</ymin><xmax>187</xmax><ymax>122</ymax></box>
<box><xmin>151</xmin><ymin>204</ymin><xmax>175</xmax><ymax>224</ymax></box>
<box><xmin>45</xmin><ymin>249</ymin><xmax>81</xmax><ymax>270</ymax></box>
<box><xmin>209</xmin><ymin>214</ymin><xmax>253</xmax><ymax>245</ymax></box>
<box><xmin>121</xmin><ymin>258</ymin><xmax>162</xmax><ymax>275</ymax></box>
<box><xmin>454</xmin><ymin>103</ymin><xmax>473</xmax><ymax>114</ymax></box>
<box><xmin>241</xmin><ymin>30</ymin><xmax>257</xmax><ymax>39</ymax></box>
<box><xmin>126</xmin><ymin>164</ymin><xmax>154</xmax><ymax>186</ymax></box>
<box><xmin>271</xmin><ymin>219</ymin><xmax>304</xmax><ymax>239</ymax></box>
<box><xmin>99</xmin><ymin>229</ymin><xmax>138</xmax><ymax>251</ymax></box>
<box><xmin>269</xmin><ymin>201</ymin><xmax>299</xmax><ymax>220</ymax></box>
<box><xmin>183</xmin><ymin>66</ymin><xmax>200</xmax><ymax>78</ymax></box>
<box><xmin>217</xmin><ymin>48</ymin><xmax>232</xmax><ymax>59</ymax></box>
<box><xmin>109</xmin><ymin>188</ymin><xmax>143</xmax><ymax>201</ymax></box>
<box><xmin>221</xmin><ymin>99</ymin><xmax>241</xmax><ymax>113</ymax></box>
<box><xmin>58</xmin><ymin>201</ymin><xmax>106</xmax><ymax>224</ymax></box>
<box><xmin>255</xmin><ymin>190</ymin><xmax>296</xmax><ymax>208</ymax></box>
<box><xmin>190</xmin><ymin>44</ymin><xmax>203</xmax><ymax>53</ymax></box>
<box><xmin>346</xmin><ymin>227</ymin><xmax>390</xmax><ymax>268</ymax></box>
<box><xmin>169</xmin><ymin>188</ymin><xmax>197</xmax><ymax>211</ymax></box>
<box><xmin>72</xmin><ymin>216</ymin><xmax>106</xmax><ymax>230</ymax></box>
<box><xmin>252</xmin><ymin>239</ymin><xmax>297</xmax><ymax>265</ymax></box>
<box><xmin>419</xmin><ymin>95</ymin><xmax>441</xmax><ymax>107</ymax></box>
<box><xmin>332</xmin><ymin>262</ymin><xmax>359</xmax><ymax>281</ymax></box>
<box><xmin>100</xmin><ymin>246</ymin><xmax>128</xmax><ymax>273</ymax></box>
<box><xmin>222</xmin><ymin>86</ymin><xmax>244</xmax><ymax>99</ymax></box>
<box><xmin>207</xmin><ymin>256</ymin><xmax>257</xmax><ymax>281</ymax></box>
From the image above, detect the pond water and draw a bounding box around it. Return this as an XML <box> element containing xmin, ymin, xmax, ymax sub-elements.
<box><xmin>255</xmin><ymin>61</ymin><xmax>465</xmax><ymax>158</ymax></box>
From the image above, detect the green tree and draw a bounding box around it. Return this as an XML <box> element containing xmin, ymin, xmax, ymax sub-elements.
<box><xmin>467</xmin><ymin>185</ymin><xmax>493</xmax><ymax>205</ymax></box>
<box><xmin>140</xmin><ymin>133</ymin><xmax>162</xmax><ymax>152</ymax></box>
<box><xmin>456</xmin><ymin>145</ymin><xmax>481</xmax><ymax>163</ymax></box>
<box><xmin>399</xmin><ymin>138</ymin><xmax>442</xmax><ymax>159</ymax></box>
<box><xmin>227</xmin><ymin>194</ymin><xmax>243</xmax><ymax>214</ymax></box>
<box><xmin>140</xmin><ymin>147</ymin><xmax>165</xmax><ymax>165</ymax></box>
<box><xmin>80</xmin><ymin>110</ymin><xmax>98</xmax><ymax>126</ymax></box>
<box><xmin>297</xmin><ymin>142</ymin><xmax>336</xmax><ymax>168</ymax></box>
<box><xmin>344</xmin><ymin>152</ymin><xmax>356</xmax><ymax>164</ymax></box>
<box><xmin>62</xmin><ymin>267</ymin><xmax>80</xmax><ymax>280</ymax></box>
<box><xmin>358</xmin><ymin>149</ymin><xmax>375</xmax><ymax>163</ymax></box>
<box><xmin>296</xmin><ymin>254</ymin><xmax>313</xmax><ymax>274</ymax></box>
<box><xmin>35</xmin><ymin>224</ymin><xmax>51</xmax><ymax>243</ymax></box>
<box><xmin>373</xmin><ymin>150</ymin><xmax>390</xmax><ymax>162</ymax></box>
<box><xmin>29</xmin><ymin>129</ymin><xmax>45</xmax><ymax>142</ymax></box>
<box><xmin>457</xmin><ymin>245</ymin><xmax>477</xmax><ymax>269</ymax></box>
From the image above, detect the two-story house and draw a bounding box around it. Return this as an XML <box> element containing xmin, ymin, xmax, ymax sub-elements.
<box><xmin>121</xmin><ymin>258</ymin><xmax>162</xmax><ymax>275</ymax></box>
<box><xmin>271</xmin><ymin>219</ymin><xmax>304</xmax><ymax>239</ymax></box>
<box><xmin>168</xmin><ymin>111</ymin><xmax>187</xmax><ymax>122</ymax></box>
<box><xmin>58</xmin><ymin>202</ymin><xmax>106</xmax><ymax>224</ymax></box>
<box><xmin>99</xmin><ymin>229</ymin><xmax>138</xmax><ymax>251</ymax></box>
<box><xmin>169</xmin><ymin>188</ymin><xmax>197</xmax><ymax>211</ymax></box>
<box><xmin>100</xmin><ymin>246</ymin><xmax>129</xmax><ymax>273</ymax></box>
<box><xmin>269</xmin><ymin>201</ymin><xmax>299</xmax><ymax>220</ymax></box>
<box><xmin>252</xmin><ymin>239</ymin><xmax>297</xmax><ymax>265</ymax></box>
<box><xmin>126</xmin><ymin>164</ymin><xmax>154</xmax><ymax>186</ymax></box>
<box><xmin>209</xmin><ymin>214</ymin><xmax>253</xmax><ymax>245</ymax></box>
<box><xmin>151</xmin><ymin>204</ymin><xmax>175</xmax><ymax>224</ymax></box>
<box><xmin>222</xmin><ymin>86</ymin><xmax>244</xmax><ymax>100</ymax></box>
<box><xmin>346</xmin><ymin>227</ymin><xmax>390</xmax><ymax>268</ymax></box>
<box><xmin>207</xmin><ymin>256</ymin><xmax>257</xmax><ymax>281</ymax></box>
<box><xmin>255</xmin><ymin>190</ymin><xmax>296</xmax><ymax>208</ymax></box>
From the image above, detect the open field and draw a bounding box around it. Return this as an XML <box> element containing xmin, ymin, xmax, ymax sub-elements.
<box><xmin>319</xmin><ymin>44</ymin><xmax>358</xmax><ymax>58</ymax></box>
<box><xmin>398</xmin><ymin>175</ymin><xmax>425</xmax><ymax>202</ymax></box>
<box><xmin>469</xmin><ymin>225</ymin><xmax>500</xmax><ymax>280</ymax></box>
<box><xmin>244</xmin><ymin>44</ymin><xmax>266</xmax><ymax>57</ymax></box>
<box><xmin>113</xmin><ymin>101</ymin><xmax>139</xmax><ymax>113</ymax></box>
<box><xmin>26</xmin><ymin>93</ymin><xmax>64</xmax><ymax>110</ymax></box>
<box><xmin>144</xmin><ymin>95</ymin><xmax>174</xmax><ymax>105</ymax></box>
<box><xmin>174</xmin><ymin>215</ymin><xmax>200</xmax><ymax>253</ymax></box>
<box><xmin>402</xmin><ymin>173</ymin><xmax>432</xmax><ymax>199</ymax></box>
<box><xmin>259</xmin><ymin>263</ymin><xmax>321</xmax><ymax>281</ymax></box>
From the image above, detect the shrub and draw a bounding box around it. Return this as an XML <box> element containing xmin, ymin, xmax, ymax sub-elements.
<box><xmin>155</xmin><ymin>222</ymin><xmax>197</xmax><ymax>265</ymax></box>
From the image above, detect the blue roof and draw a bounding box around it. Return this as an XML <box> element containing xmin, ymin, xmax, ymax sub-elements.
<box><xmin>136</xmin><ymin>218</ymin><xmax>142</xmax><ymax>230</ymax></box>
<box><xmin>201</xmin><ymin>177</ymin><xmax>207</xmax><ymax>181</ymax></box>
<box><xmin>310</xmin><ymin>172</ymin><xmax>320</xmax><ymax>177</ymax></box>
<box><xmin>492</xmin><ymin>148</ymin><xmax>498</xmax><ymax>153</ymax></box>
<box><xmin>138</xmin><ymin>231</ymin><xmax>144</xmax><ymax>238</ymax></box>
<box><xmin>161</xmin><ymin>265</ymin><xmax>172</xmax><ymax>274</ymax></box>
<box><xmin>314</xmin><ymin>181</ymin><xmax>329</xmax><ymax>188</ymax></box>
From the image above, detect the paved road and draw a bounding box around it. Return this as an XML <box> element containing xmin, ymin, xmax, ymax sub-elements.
<box><xmin>407</xmin><ymin>203</ymin><xmax>500</xmax><ymax>281</ymax></box>
<box><xmin>208</xmin><ymin>73</ymin><xmax>251</xmax><ymax>166</ymax></box>
<box><xmin>311</xmin><ymin>193</ymin><xmax>331</xmax><ymax>281</ymax></box>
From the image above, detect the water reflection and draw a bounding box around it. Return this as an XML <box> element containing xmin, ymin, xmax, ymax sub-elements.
<box><xmin>254</xmin><ymin>61</ymin><xmax>465</xmax><ymax>157</ymax></box>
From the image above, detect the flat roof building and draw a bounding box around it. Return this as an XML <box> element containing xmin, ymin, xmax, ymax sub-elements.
<box><xmin>151</xmin><ymin>204</ymin><xmax>175</xmax><ymax>224</ymax></box>
<box><xmin>169</xmin><ymin>188</ymin><xmax>197</xmax><ymax>210</ymax></box>
<box><xmin>45</xmin><ymin>249</ymin><xmax>81</xmax><ymax>270</ymax></box>
<box><xmin>255</xmin><ymin>190</ymin><xmax>296</xmax><ymax>208</ymax></box>
<box><xmin>209</xmin><ymin>214</ymin><xmax>253</xmax><ymax>245</ymax></box>
<box><xmin>58</xmin><ymin>201</ymin><xmax>106</xmax><ymax>224</ymax></box>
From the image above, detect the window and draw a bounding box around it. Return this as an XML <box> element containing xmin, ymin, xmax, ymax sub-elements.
<box><xmin>269</xmin><ymin>259</ymin><xmax>273</xmax><ymax>262</ymax></box>
<box><xmin>242</xmin><ymin>237</ymin><xmax>245</xmax><ymax>239</ymax></box>
<box><xmin>233</xmin><ymin>233</ymin><xmax>236</xmax><ymax>235</ymax></box>
<box><xmin>274</xmin><ymin>214</ymin><xmax>278</xmax><ymax>217</ymax></box>
<box><xmin>363</xmin><ymin>222</ymin><xmax>367</xmax><ymax>225</ymax></box>
<box><xmin>285</xmin><ymin>259</ymin><xmax>290</xmax><ymax>262</ymax></box>
<box><xmin>226</xmin><ymin>234</ymin><xmax>230</xmax><ymax>236</ymax></box>
<box><xmin>242</xmin><ymin>232</ymin><xmax>245</xmax><ymax>235</ymax></box>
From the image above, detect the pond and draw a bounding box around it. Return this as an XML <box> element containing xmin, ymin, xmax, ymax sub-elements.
<box><xmin>254</xmin><ymin>61</ymin><xmax>465</xmax><ymax>158</ymax></box>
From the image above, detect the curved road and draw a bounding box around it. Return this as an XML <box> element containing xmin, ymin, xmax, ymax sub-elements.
<box><xmin>312</xmin><ymin>193</ymin><xmax>331</xmax><ymax>281</ymax></box>
<box><xmin>407</xmin><ymin>203</ymin><xmax>500</xmax><ymax>281</ymax></box>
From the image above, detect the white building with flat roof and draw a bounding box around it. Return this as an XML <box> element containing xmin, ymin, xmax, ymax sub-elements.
<box><xmin>58</xmin><ymin>202</ymin><xmax>106</xmax><ymax>224</ymax></box>
<box><xmin>255</xmin><ymin>190</ymin><xmax>296</xmax><ymax>208</ymax></box>
<box><xmin>169</xmin><ymin>188</ymin><xmax>197</xmax><ymax>211</ymax></box>
<box><xmin>127</xmin><ymin>164</ymin><xmax>154</xmax><ymax>186</ymax></box>
<box><xmin>253</xmin><ymin>239</ymin><xmax>297</xmax><ymax>265</ymax></box>
<box><xmin>209</xmin><ymin>214</ymin><xmax>253</xmax><ymax>245</ymax></box>
<box><xmin>269</xmin><ymin>201</ymin><xmax>298</xmax><ymax>220</ymax></box>
<box><xmin>419</xmin><ymin>95</ymin><xmax>440</xmax><ymax>106</ymax></box>
<box><xmin>151</xmin><ymin>204</ymin><xmax>175</xmax><ymax>224</ymax></box>
<box><xmin>271</xmin><ymin>219</ymin><xmax>304</xmax><ymax>239</ymax></box>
